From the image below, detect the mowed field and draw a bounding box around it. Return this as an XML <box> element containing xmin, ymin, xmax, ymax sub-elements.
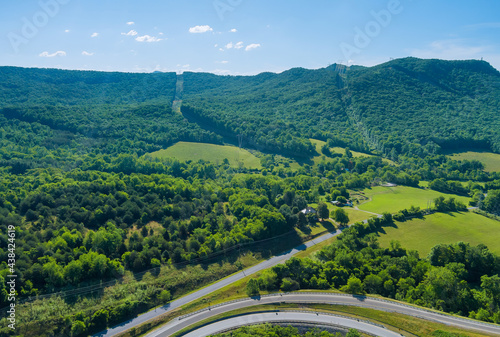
<box><xmin>446</xmin><ymin>150</ymin><xmax>500</xmax><ymax>172</ymax></box>
<box><xmin>358</xmin><ymin>186</ymin><xmax>470</xmax><ymax>214</ymax></box>
<box><xmin>148</xmin><ymin>142</ymin><xmax>262</xmax><ymax>169</ymax></box>
<box><xmin>377</xmin><ymin>211</ymin><xmax>500</xmax><ymax>256</ymax></box>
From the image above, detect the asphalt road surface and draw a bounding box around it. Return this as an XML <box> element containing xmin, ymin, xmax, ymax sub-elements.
<box><xmin>145</xmin><ymin>293</ymin><xmax>500</xmax><ymax>337</ymax></box>
<box><xmin>93</xmin><ymin>230</ymin><xmax>343</xmax><ymax>336</ymax></box>
<box><xmin>181</xmin><ymin>312</ymin><xmax>402</xmax><ymax>337</ymax></box>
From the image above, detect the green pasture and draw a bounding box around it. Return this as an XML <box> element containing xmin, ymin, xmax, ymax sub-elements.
<box><xmin>148</xmin><ymin>142</ymin><xmax>262</xmax><ymax>169</ymax></box>
<box><xmin>376</xmin><ymin>211</ymin><xmax>500</xmax><ymax>256</ymax></box>
<box><xmin>445</xmin><ymin>150</ymin><xmax>500</xmax><ymax>172</ymax></box>
<box><xmin>358</xmin><ymin>186</ymin><xmax>470</xmax><ymax>214</ymax></box>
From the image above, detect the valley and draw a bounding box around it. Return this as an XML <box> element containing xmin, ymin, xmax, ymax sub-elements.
<box><xmin>0</xmin><ymin>58</ymin><xmax>500</xmax><ymax>337</ymax></box>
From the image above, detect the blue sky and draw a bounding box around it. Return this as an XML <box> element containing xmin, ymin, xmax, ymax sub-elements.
<box><xmin>1</xmin><ymin>0</ymin><xmax>500</xmax><ymax>74</ymax></box>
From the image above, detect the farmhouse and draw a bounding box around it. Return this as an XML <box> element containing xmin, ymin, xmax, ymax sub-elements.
<box><xmin>300</xmin><ymin>206</ymin><xmax>317</xmax><ymax>215</ymax></box>
<box><xmin>331</xmin><ymin>199</ymin><xmax>353</xmax><ymax>207</ymax></box>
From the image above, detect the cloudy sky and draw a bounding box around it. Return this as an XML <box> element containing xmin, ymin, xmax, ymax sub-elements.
<box><xmin>1</xmin><ymin>0</ymin><xmax>500</xmax><ymax>74</ymax></box>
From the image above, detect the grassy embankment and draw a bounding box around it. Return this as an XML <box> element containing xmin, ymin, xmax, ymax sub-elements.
<box><xmin>169</xmin><ymin>303</ymin><xmax>496</xmax><ymax>337</ymax></box>
<box><xmin>129</xmin><ymin>278</ymin><xmax>495</xmax><ymax>337</ymax></box>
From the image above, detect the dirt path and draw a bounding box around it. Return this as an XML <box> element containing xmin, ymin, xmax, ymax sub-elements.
<box><xmin>172</xmin><ymin>73</ymin><xmax>183</xmax><ymax>114</ymax></box>
<box><xmin>353</xmin><ymin>205</ymin><xmax>382</xmax><ymax>217</ymax></box>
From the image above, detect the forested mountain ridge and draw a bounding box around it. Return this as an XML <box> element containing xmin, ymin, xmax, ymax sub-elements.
<box><xmin>181</xmin><ymin>66</ymin><xmax>356</xmax><ymax>157</ymax></box>
<box><xmin>0</xmin><ymin>66</ymin><xmax>177</xmax><ymax>106</ymax></box>
<box><xmin>0</xmin><ymin>67</ymin><xmax>222</xmax><ymax>170</ymax></box>
<box><xmin>1</xmin><ymin>57</ymin><xmax>499</xmax><ymax>160</ymax></box>
<box><xmin>181</xmin><ymin>57</ymin><xmax>500</xmax><ymax>158</ymax></box>
<box><xmin>345</xmin><ymin>58</ymin><xmax>500</xmax><ymax>157</ymax></box>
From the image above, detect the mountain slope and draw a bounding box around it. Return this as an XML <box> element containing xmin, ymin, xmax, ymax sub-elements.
<box><xmin>1</xmin><ymin>58</ymin><xmax>499</xmax><ymax>160</ymax></box>
<box><xmin>346</xmin><ymin>58</ymin><xmax>500</xmax><ymax>156</ymax></box>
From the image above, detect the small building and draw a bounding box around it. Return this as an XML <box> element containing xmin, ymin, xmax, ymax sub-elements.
<box><xmin>300</xmin><ymin>206</ymin><xmax>317</xmax><ymax>215</ymax></box>
<box><xmin>381</xmin><ymin>183</ymin><xmax>397</xmax><ymax>187</ymax></box>
<box><xmin>330</xmin><ymin>200</ymin><xmax>341</xmax><ymax>206</ymax></box>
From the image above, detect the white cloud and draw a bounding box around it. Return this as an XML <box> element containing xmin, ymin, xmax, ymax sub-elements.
<box><xmin>189</xmin><ymin>25</ymin><xmax>213</xmax><ymax>34</ymax></box>
<box><xmin>91</xmin><ymin>32</ymin><xmax>99</xmax><ymax>38</ymax></box>
<box><xmin>410</xmin><ymin>39</ymin><xmax>487</xmax><ymax>60</ymax></box>
<box><xmin>230</xmin><ymin>28</ymin><xmax>237</xmax><ymax>33</ymax></box>
<box><xmin>135</xmin><ymin>35</ymin><xmax>162</xmax><ymax>42</ymax></box>
<box><xmin>245</xmin><ymin>43</ymin><xmax>261</xmax><ymax>51</ymax></box>
<box><xmin>225</xmin><ymin>42</ymin><xmax>233</xmax><ymax>49</ymax></box>
<box><xmin>122</xmin><ymin>30</ymin><xmax>138</xmax><ymax>36</ymax></box>
<box><xmin>234</xmin><ymin>41</ymin><xmax>244</xmax><ymax>49</ymax></box>
<box><xmin>82</xmin><ymin>51</ymin><xmax>94</xmax><ymax>56</ymax></box>
<box><xmin>126</xmin><ymin>21</ymin><xmax>135</xmax><ymax>25</ymax></box>
<box><xmin>217</xmin><ymin>60</ymin><xmax>229</xmax><ymax>64</ymax></box>
<box><xmin>464</xmin><ymin>22</ymin><xmax>500</xmax><ymax>30</ymax></box>
<box><xmin>211</xmin><ymin>69</ymin><xmax>231</xmax><ymax>75</ymax></box>
<box><xmin>410</xmin><ymin>39</ymin><xmax>500</xmax><ymax>71</ymax></box>
<box><xmin>39</xmin><ymin>51</ymin><xmax>66</xmax><ymax>57</ymax></box>
<box><xmin>64</xmin><ymin>29</ymin><xmax>70</xmax><ymax>33</ymax></box>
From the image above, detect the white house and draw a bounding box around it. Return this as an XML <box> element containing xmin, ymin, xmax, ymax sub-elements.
<box><xmin>300</xmin><ymin>206</ymin><xmax>317</xmax><ymax>215</ymax></box>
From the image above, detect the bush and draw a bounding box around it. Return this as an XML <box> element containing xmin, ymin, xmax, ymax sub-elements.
<box><xmin>281</xmin><ymin>277</ymin><xmax>300</xmax><ymax>291</ymax></box>
<box><xmin>341</xmin><ymin>276</ymin><xmax>364</xmax><ymax>294</ymax></box>
<box><xmin>158</xmin><ymin>289</ymin><xmax>172</xmax><ymax>302</ymax></box>
<box><xmin>90</xmin><ymin>309</ymin><xmax>109</xmax><ymax>330</ymax></box>
<box><xmin>71</xmin><ymin>320</ymin><xmax>86</xmax><ymax>337</ymax></box>
<box><xmin>246</xmin><ymin>279</ymin><xmax>260</xmax><ymax>297</ymax></box>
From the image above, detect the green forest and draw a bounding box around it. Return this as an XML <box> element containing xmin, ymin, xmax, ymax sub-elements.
<box><xmin>0</xmin><ymin>58</ymin><xmax>500</xmax><ymax>336</ymax></box>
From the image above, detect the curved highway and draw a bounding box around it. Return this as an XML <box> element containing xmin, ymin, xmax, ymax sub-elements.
<box><xmin>182</xmin><ymin>312</ymin><xmax>402</xmax><ymax>337</ymax></box>
<box><xmin>145</xmin><ymin>293</ymin><xmax>500</xmax><ymax>336</ymax></box>
<box><xmin>93</xmin><ymin>229</ymin><xmax>343</xmax><ymax>336</ymax></box>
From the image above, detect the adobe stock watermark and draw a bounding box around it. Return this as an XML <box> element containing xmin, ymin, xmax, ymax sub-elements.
<box><xmin>6</xmin><ymin>225</ymin><xmax>17</xmax><ymax>330</ymax></box>
<box><xmin>340</xmin><ymin>0</ymin><xmax>412</xmax><ymax>61</ymax></box>
<box><xmin>213</xmin><ymin>0</ymin><xmax>243</xmax><ymax>21</ymax></box>
<box><xmin>7</xmin><ymin>0</ymin><xmax>71</xmax><ymax>53</ymax></box>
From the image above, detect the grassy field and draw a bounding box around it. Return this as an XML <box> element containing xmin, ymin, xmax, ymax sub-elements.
<box><xmin>358</xmin><ymin>186</ymin><xmax>470</xmax><ymax>214</ymax></box>
<box><xmin>148</xmin><ymin>142</ymin><xmax>262</xmax><ymax>169</ymax></box>
<box><xmin>445</xmin><ymin>150</ymin><xmax>500</xmax><ymax>172</ymax></box>
<box><xmin>310</xmin><ymin>139</ymin><xmax>373</xmax><ymax>160</ymax></box>
<box><xmin>376</xmin><ymin>211</ymin><xmax>500</xmax><ymax>256</ymax></box>
<box><xmin>309</xmin><ymin>139</ymin><xmax>397</xmax><ymax>165</ymax></box>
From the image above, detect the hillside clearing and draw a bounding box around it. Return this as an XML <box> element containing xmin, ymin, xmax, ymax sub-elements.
<box><xmin>148</xmin><ymin>142</ymin><xmax>262</xmax><ymax>169</ymax></box>
<box><xmin>309</xmin><ymin>139</ymin><xmax>396</xmax><ymax>165</ymax></box>
<box><xmin>445</xmin><ymin>150</ymin><xmax>500</xmax><ymax>172</ymax></box>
